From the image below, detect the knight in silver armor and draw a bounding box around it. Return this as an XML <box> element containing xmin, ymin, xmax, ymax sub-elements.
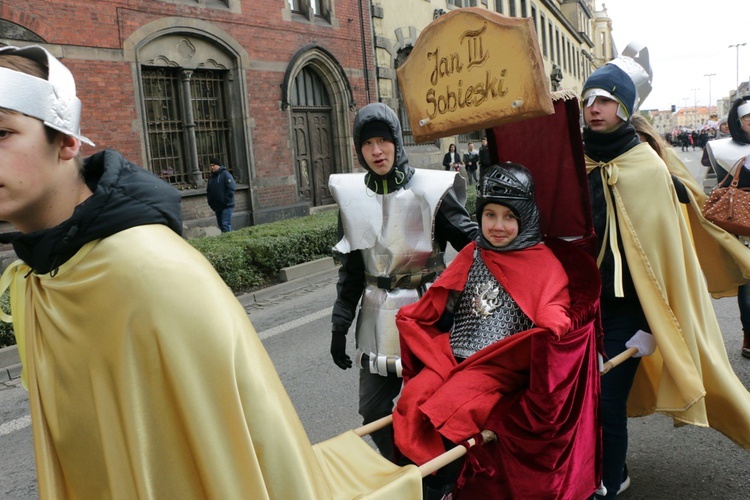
<box><xmin>328</xmin><ymin>102</ymin><xmax>477</xmax><ymax>461</ymax></box>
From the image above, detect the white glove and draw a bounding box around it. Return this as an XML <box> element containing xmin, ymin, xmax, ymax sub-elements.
<box><xmin>625</xmin><ymin>330</ymin><xmax>656</xmax><ymax>358</ymax></box>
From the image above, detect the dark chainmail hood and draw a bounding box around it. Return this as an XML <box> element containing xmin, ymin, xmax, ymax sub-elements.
<box><xmin>352</xmin><ymin>102</ymin><xmax>414</xmax><ymax>194</ymax></box>
<box><xmin>476</xmin><ymin>162</ymin><xmax>541</xmax><ymax>252</ymax></box>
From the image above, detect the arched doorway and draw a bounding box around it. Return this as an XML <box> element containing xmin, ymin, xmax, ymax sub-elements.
<box><xmin>291</xmin><ymin>66</ymin><xmax>335</xmax><ymax>206</ymax></box>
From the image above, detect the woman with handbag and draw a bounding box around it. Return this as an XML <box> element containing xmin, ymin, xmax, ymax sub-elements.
<box><xmin>706</xmin><ymin>95</ymin><xmax>750</xmax><ymax>359</ymax></box>
<box><xmin>442</xmin><ymin>143</ymin><xmax>462</xmax><ymax>172</ymax></box>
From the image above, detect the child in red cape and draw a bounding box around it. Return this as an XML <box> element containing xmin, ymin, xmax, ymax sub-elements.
<box><xmin>393</xmin><ymin>163</ymin><xmax>601</xmax><ymax>499</ymax></box>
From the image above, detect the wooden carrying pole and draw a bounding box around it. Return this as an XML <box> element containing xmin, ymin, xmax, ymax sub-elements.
<box><xmin>601</xmin><ymin>346</ymin><xmax>639</xmax><ymax>375</ymax></box>
<box><xmin>351</xmin><ymin>346</ymin><xmax>641</xmax><ymax>480</ymax></box>
<box><xmin>418</xmin><ymin>430</ymin><xmax>496</xmax><ymax>477</ymax></box>
<box><xmin>352</xmin><ymin>414</ymin><xmax>497</xmax><ymax>478</ymax></box>
<box><xmin>353</xmin><ymin>414</ymin><xmax>393</xmax><ymax>437</ymax></box>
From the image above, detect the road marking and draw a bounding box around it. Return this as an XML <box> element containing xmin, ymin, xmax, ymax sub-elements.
<box><xmin>0</xmin><ymin>415</ymin><xmax>31</xmax><ymax>437</ymax></box>
<box><xmin>256</xmin><ymin>307</ymin><xmax>333</xmax><ymax>340</ymax></box>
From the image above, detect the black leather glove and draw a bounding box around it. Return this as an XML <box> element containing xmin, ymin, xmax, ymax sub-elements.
<box><xmin>330</xmin><ymin>331</ymin><xmax>352</xmax><ymax>370</ymax></box>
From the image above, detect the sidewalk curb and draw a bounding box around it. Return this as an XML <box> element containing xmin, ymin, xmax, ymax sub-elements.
<box><xmin>239</xmin><ymin>262</ymin><xmax>340</xmax><ymax>307</ymax></box>
<box><xmin>0</xmin><ymin>345</ymin><xmax>20</xmax><ymax>379</ymax></box>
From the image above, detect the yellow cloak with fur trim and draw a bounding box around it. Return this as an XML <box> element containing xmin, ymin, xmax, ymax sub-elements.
<box><xmin>0</xmin><ymin>225</ymin><xmax>420</xmax><ymax>499</ymax></box>
<box><xmin>586</xmin><ymin>143</ymin><xmax>750</xmax><ymax>449</ymax></box>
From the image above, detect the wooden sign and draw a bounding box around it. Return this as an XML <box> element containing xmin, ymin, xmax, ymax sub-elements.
<box><xmin>397</xmin><ymin>8</ymin><xmax>554</xmax><ymax>143</ymax></box>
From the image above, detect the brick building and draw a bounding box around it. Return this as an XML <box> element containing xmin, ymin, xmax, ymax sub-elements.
<box><xmin>0</xmin><ymin>0</ymin><xmax>376</xmax><ymax>233</ymax></box>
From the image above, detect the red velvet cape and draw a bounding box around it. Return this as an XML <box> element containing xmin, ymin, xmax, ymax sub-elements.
<box><xmin>393</xmin><ymin>239</ymin><xmax>601</xmax><ymax>499</ymax></box>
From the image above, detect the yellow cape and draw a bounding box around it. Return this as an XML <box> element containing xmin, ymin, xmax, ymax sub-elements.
<box><xmin>586</xmin><ymin>144</ymin><xmax>750</xmax><ymax>449</ymax></box>
<box><xmin>661</xmin><ymin>147</ymin><xmax>750</xmax><ymax>297</ymax></box>
<box><xmin>0</xmin><ymin>225</ymin><xmax>420</xmax><ymax>499</ymax></box>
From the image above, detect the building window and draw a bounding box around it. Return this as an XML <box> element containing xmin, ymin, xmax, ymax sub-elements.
<box><xmin>154</xmin><ymin>0</ymin><xmax>238</xmax><ymax>11</ymax></box>
<box><xmin>509</xmin><ymin>0</ymin><xmax>516</xmax><ymax>17</ymax></box>
<box><xmin>142</xmin><ymin>67</ymin><xmax>231</xmax><ymax>188</ymax></box>
<box><xmin>555</xmin><ymin>29</ymin><xmax>561</xmax><ymax>66</ymax></box>
<box><xmin>291</xmin><ymin>66</ymin><xmax>331</xmax><ymax>107</ymax></box>
<box><xmin>0</xmin><ymin>19</ymin><xmax>45</xmax><ymax>42</ymax></box>
<box><xmin>520</xmin><ymin>0</ymin><xmax>527</xmax><ymax>18</ymax></box>
<box><xmin>312</xmin><ymin>0</ymin><xmax>324</xmax><ymax>16</ymax></box>
<box><xmin>495</xmin><ymin>0</ymin><xmax>503</xmax><ymax>14</ymax></box>
<box><xmin>548</xmin><ymin>21</ymin><xmax>554</xmax><ymax>61</ymax></box>
<box><xmin>447</xmin><ymin>0</ymin><xmax>478</xmax><ymax>6</ymax></box>
<box><xmin>286</xmin><ymin>0</ymin><xmax>332</xmax><ymax>22</ymax></box>
<box><xmin>530</xmin><ymin>5</ymin><xmax>537</xmax><ymax>31</ymax></box>
<box><xmin>540</xmin><ymin>14</ymin><xmax>547</xmax><ymax>58</ymax></box>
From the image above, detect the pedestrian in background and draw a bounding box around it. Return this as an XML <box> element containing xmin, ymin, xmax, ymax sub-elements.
<box><xmin>583</xmin><ymin>62</ymin><xmax>750</xmax><ymax>498</ymax></box>
<box><xmin>706</xmin><ymin>95</ymin><xmax>750</xmax><ymax>359</ymax></box>
<box><xmin>442</xmin><ymin>143</ymin><xmax>461</xmax><ymax>171</ymax></box>
<box><xmin>328</xmin><ymin>102</ymin><xmax>478</xmax><ymax>462</ymax></box>
<box><xmin>462</xmin><ymin>142</ymin><xmax>479</xmax><ymax>185</ymax></box>
<box><xmin>0</xmin><ymin>45</ymin><xmax>333</xmax><ymax>498</ymax></box>
<box><xmin>206</xmin><ymin>157</ymin><xmax>236</xmax><ymax>232</ymax></box>
<box><xmin>478</xmin><ymin>136</ymin><xmax>491</xmax><ymax>179</ymax></box>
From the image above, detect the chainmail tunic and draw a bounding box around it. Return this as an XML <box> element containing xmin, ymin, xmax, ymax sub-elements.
<box><xmin>449</xmin><ymin>252</ymin><xmax>534</xmax><ymax>359</ymax></box>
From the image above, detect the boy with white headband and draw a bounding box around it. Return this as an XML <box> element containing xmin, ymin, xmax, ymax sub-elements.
<box><xmin>583</xmin><ymin>60</ymin><xmax>750</xmax><ymax>498</ymax></box>
<box><xmin>0</xmin><ymin>45</ymin><xmax>337</xmax><ymax>498</ymax></box>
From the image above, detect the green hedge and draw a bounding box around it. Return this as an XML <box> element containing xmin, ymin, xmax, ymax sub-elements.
<box><xmin>465</xmin><ymin>186</ymin><xmax>477</xmax><ymax>217</ymax></box>
<box><xmin>189</xmin><ymin>209</ymin><xmax>339</xmax><ymax>295</ymax></box>
<box><xmin>0</xmin><ymin>293</ymin><xmax>13</xmax><ymax>348</ymax></box>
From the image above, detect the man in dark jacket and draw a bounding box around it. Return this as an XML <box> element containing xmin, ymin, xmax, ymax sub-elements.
<box><xmin>206</xmin><ymin>157</ymin><xmax>236</xmax><ymax>232</ymax></box>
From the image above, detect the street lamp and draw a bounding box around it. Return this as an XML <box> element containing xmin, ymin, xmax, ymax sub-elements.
<box><xmin>704</xmin><ymin>73</ymin><xmax>716</xmax><ymax>114</ymax></box>
<box><xmin>729</xmin><ymin>43</ymin><xmax>747</xmax><ymax>89</ymax></box>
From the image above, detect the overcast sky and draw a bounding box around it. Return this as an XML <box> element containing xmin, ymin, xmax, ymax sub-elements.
<box><xmin>602</xmin><ymin>0</ymin><xmax>748</xmax><ymax>112</ymax></box>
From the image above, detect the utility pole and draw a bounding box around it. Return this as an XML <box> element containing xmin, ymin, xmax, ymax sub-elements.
<box><xmin>690</xmin><ymin>89</ymin><xmax>700</xmax><ymax>128</ymax></box>
<box><xmin>729</xmin><ymin>43</ymin><xmax>747</xmax><ymax>89</ymax></box>
<box><xmin>704</xmin><ymin>73</ymin><xmax>716</xmax><ymax>115</ymax></box>
<box><xmin>690</xmin><ymin>88</ymin><xmax>699</xmax><ymax>109</ymax></box>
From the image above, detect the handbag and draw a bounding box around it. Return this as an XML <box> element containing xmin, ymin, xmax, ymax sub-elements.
<box><xmin>702</xmin><ymin>156</ymin><xmax>750</xmax><ymax>236</ymax></box>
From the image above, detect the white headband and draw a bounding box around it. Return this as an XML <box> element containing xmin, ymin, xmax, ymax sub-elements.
<box><xmin>582</xmin><ymin>88</ymin><xmax>629</xmax><ymax>122</ymax></box>
<box><xmin>0</xmin><ymin>46</ymin><xmax>94</xmax><ymax>146</ymax></box>
<box><xmin>739</xmin><ymin>102</ymin><xmax>750</xmax><ymax>120</ymax></box>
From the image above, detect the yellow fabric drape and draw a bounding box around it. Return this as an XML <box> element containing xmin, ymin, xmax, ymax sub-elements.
<box><xmin>0</xmin><ymin>225</ymin><xmax>421</xmax><ymax>499</ymax></box>
<box><xmin>586</xmin><ymin>144</ymin><xmax>750</xmax><ymax>449</ymax></box>
<box><xmin>661</xmin><ymin>147</ymin><xmax>750</xmax><ymax>297</ymax></box>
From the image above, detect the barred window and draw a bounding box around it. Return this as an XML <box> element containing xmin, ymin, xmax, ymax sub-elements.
<box><xmin>142</xmin><ymin>67</ymin><xmax>231</xmax><ymax>189</ymax></box>
<box><xmin>287</xmin><ymin>0</ymin><xmax>331</xmax><ymax>21</ymax></box>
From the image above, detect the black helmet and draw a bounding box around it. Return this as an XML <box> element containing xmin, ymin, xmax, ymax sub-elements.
<box><xmin>476</xmin><ymin>162</ymin><xmax>541</xmax><ymax>251</ymax></box>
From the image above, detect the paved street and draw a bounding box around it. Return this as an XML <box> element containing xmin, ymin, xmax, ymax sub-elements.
<box><xmin>2</xmin><ymin>147</ymin><xmax>750</xmax><ymax>499</ymax></box>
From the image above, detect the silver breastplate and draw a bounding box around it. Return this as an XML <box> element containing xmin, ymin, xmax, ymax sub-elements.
<box><xmin>450</xmin><ymin>252</ymin><xmax>533</xmax><ymax>359</ymax></box>
<box><xmin>329</xmin><ymin>170</ymin><xmax>463</xmax><ymax>376</ymax></box>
